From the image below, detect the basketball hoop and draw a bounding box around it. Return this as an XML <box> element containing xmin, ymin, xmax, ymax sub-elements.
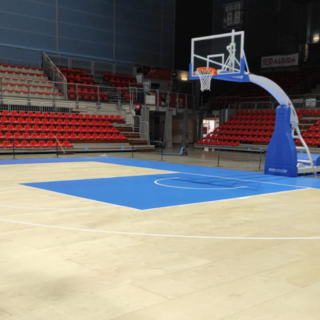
<box><xmin>196</xmin><ymin>67</ymin><xmax>217</xmax><ymax>91</ymax></box>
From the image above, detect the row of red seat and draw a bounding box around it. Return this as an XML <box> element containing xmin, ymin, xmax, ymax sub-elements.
<box><xmin>0</xmin><ymin>89</ymin><xmax>63</xmax><ymax>97</ymax></box>
<box><xmin>0</xmin><ymin>70</ymin><xmax>47</xmax><ymax>77</ymax></box>
<box><xmin>195</xmin><ymin>140</ymin><xmax>240</xmax><ymax>146</ymax></box>
<box><xmin>0</xmin><ymin>125</ymin><xmax>119</xmax><ymax>133</ymax></box>
<box><xmin>227</xmin><ymin>119</ymin><xmax>275</xmax><ymax>125</ymax></box>
<box><xmin>68</xmin><ymin>92</ymin><xmax>109</xmax><ymax>101</ymax></box>
<box><xmin>0</xmin><ymin>132</ymin><xmax>126</xmax><ymax>140</ymax></box>
<box><xmin>2</xmin><ymin>82</ymin><xmax>57</xmax><ymax>90</ymax></box>
<box><xmin>0</xmin><ymin>64</ymin><xmax>42</xmax><ymax>71</ymax></box>
<box><xmin>0</xmin><ymin>140</ymin><xmax>73</xmax><ymax>148</ymax></box>
<box><xmin>198</xmin><ymin>136</ymin><xmax>271</xmax><ymax>144</ymax></box>
<box><xmin>297</xmin><ymin>109</ymin><xmax>320</xmax><ymax>115</ymax></box>
<box><xmin>233</xmin><ymin>114</ymin><xmax>275</xmax><ymax>119</ymax></box>
<box><xmin>0</xmin><ymin>111</ymin><xmax>123</xmax><ymax>120</ymax></box>
<box><xmin>209</xmin><ymin>131</ymin><xmax>274</xmax><ymax>138</ymax></box>
<box><xmin>0</xmin><ymin>118</ymin><xmax>115</xmax><ymax>126</ymax></box>
<box><xmin>214</xmin><ymin>125</ymin><xmax>275</xmax><ymax>131</ymax></box>
<box><xmin>237</xmin><ymin>109</ymin><xmax>275</xmax><ymax>114</ymax></box>
<box><xmin>296</xmin><ymin>138</ymin><xmax>320</xmax><ymax>145</ymax></box>
<box><xmin>58</xmin><ymin>67</ymin><xmax>87</xmax><ymax>75</ymax></box>
<box><xmin>302</xmin><ymin>131</ymin><xmax>320</xmax><ymax>137</ymax></box>
<box><xmin>103</xmin><ymin>72</ymin><xmax>136</xmax><ymax>81</ymax></box>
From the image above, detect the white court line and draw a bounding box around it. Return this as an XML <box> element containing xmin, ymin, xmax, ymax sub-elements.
<box><xmin>179</xmin><ymin>171</ymin><xmax>310</xmax><ymax>189</ymax></box>
<box><xmin>0</xmin><ymin>217</ymin><xmax>320</xmax><ymax>240</ymax></box>
<box><xmin>154</xmin><ymin>177</ymin><xmax>247</xmax><ymax>190</ymax></box>
<box><xmin>0</xmin><ymin>204</ymin><xmax>117</xmax><ymax>211</ymax></box>
<box><xmin>20</xmin><ymin>184</ymin><xmax>140</xmax><ymax>211</ymax></box>
<box><xmin>146</xmin><ymin>188</ymin><xmax>308</xmax><ymax>211</ymax></box>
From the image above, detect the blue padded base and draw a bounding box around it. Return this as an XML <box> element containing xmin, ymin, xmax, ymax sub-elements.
<box><xmin>264</xmin><ymin>105</ymin><xmax>298</xmax><ymax>177</ymax></box>
<box><xmin>297</xmin><ymin>153</ymin><xmax>320</xmax><ymax>166</ymax></box>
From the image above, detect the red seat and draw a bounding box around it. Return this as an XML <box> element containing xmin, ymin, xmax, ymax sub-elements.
<box><xmin>30</xmin><ymin>141</ymin><xmax>39</xmax><ymax>148</ymax></box>
<box><xmin>40</xmin><ymin>125</ymin><xmax>49</xmax><ymax>132</ymax></box>
<box><xmin>1</xmin><ymin>141</ymin><xmax>13</xmax><ymax>148</ymax></box>
<box><xmin>31</xmin><ymin>132</ymin><xmax>39</xmax><ymax>139</ymax></box>
<box><xmin>47</xmin><ymin>133</ymin><xmax>55</xmax><ymax>139</ymax></box>
<box><xmin>62</xmin><ymin>141</ymin><xmax>73</xmax><ymax>147</ymax></box>
<box><xmin>13</xmin><ymin>132</ymin><xmax>22</xmax><ymax>139</ymax></box>
<box><xmin>118</xmin><ymin>134</ymin><xmax>127</xmax><ymax>140</ymax></box>
<box><xmin>70</xmin><ymin>133</ymin><xmax>78</xmax><ymax>139</ymax></box>
<box><xmin>64</xmin><ymin>126</ymin><xmax>72</xmax><ymax>132</ymax></box>
<box><xmin>13</xmin><ymin>141</ymin><xmax>21</xmax><ymax>148</ymax></box>
<box><xmin>39</xmin><ymin>133</ymin><xmax>47</xmax><ymax>139</ymax></box>
<box><xmin>38</xmin><ymin>141</ymin><xmax>47</xmax><ymax>147</ymax></box>
<box><xmin>21</xmin><ymin>140</ymin><xmax>30</xmax><ymax>148</ymax></box>
<box><xmin>78</xmin><ymin>133</ymin><xmax>85</xmax><ymax>139</ymax></box>
<box><xmin>47</xmin><ymin>141</ymin><xmax>56</xmax><ymax>148</ymax></box>
<box><xmin>62</xmin><ymin>133</ymin><xmax>70</xmax><ymax>139</ymax></box>
<box><xmin>11</xmin><ymin>111</ymin><xmax>19</xmax><ymax>117</ymax></box>
<box><xmin>33</xmin><ymin>125</ymin><xmax>41</xmax><ymax>132</ymax></box>
<box><xmin>5</xmin><ymin>132</ymin><xmax>13</xmax><ymax>139</ymax></box>
<box><xmin>84</xmin><ymin>133</ymin><xmax>92</xmax><ymax>139</ymax></box>
<box><xmin>7</xmin><ymin>125</ymin><xmax>15</xmax><ymax>131</ymax></box>
<box><xmin>17</xmin><ymin>117</ymin><xmax>26</xmax><ymax>124</ymax></box>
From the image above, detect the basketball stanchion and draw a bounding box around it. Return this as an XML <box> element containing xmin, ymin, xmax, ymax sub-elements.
<box><xmin>216</xmin><ymin>146</ymin><xmax>265</xmax><ymax>171</ymax></box>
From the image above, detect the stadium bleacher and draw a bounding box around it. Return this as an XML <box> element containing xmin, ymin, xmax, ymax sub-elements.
<box><xmin>196</xmin><ymin>108</ymin><xmax>320</xmax><ymax>148</ymax></box>
<box><xmin>0</xmin><ymin>111</ymin><xmax>127</xmax><ymax>149</ymax></box>
<box><xmin>0</xmin><ymin>64</ymin><xmax>64</xmax><ymax>100</ymax></box>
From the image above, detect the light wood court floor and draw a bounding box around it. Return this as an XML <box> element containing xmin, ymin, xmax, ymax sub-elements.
<box><xmin>1</xmin><ymin>158</ymin><xmax>320</xmax><ymax>320</ymax></box>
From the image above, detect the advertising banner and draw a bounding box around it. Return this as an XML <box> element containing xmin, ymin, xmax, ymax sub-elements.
<box><xmin>261</xmin><ymin>53</ymin><xmax>299</xmax><ymax>68</ymax></box>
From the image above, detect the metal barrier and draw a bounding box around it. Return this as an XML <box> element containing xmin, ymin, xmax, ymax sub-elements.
<box><xmin>140</xmin><ymin>121</ymin><xmax>149</xmax><ymax>143</ymax></box>
<box><xmin>215</xmin><ymin>146</ymin><xmax>265</xmax><ymax>171</ymax></box>
<box><xmin>47</xmin><ymin>54</ymin><xmax>134</xmax><ymax>77</ymax></box>
<box><xmin>42</xmin><ymin>52</ymin><xmax>67</xmax><ymax>99</ymax></box>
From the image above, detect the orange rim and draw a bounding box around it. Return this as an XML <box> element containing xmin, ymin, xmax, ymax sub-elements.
<box><xmin>196</xmin><ymin>67</ymin><xmax>217</xmax><ymax>76</ymax></box>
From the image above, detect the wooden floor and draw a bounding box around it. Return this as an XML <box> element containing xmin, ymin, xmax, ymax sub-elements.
<box><xmin>1</xmin><ymin>158</ymin><xmax>320</xmax><ymax>320</ymax></box>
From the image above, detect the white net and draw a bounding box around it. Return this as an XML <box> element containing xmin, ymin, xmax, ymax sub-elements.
<box><xmin>196</xmin><ymin>67</ymin><xmax>216</xmax><ymax>91</ymax></box>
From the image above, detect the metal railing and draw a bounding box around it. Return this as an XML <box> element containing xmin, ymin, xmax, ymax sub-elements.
<box><xmin>42</xmin><ymin>52</ymin><xmax>67</xmax><ymax>99</ymax></box>
<box><xmin>140</xmin><ymin>121</ymin><xmax>149</xmax><ymax>143</ymax></box>
<box><xmin>224</xmin><ymin>93</ymin><xmax>320</xmax><ymax>111</ymax></box>
<box><xmin>0</xmin><ymin>75</ymin><xmax>196</xmax><ymax>111</ymax></box>
<box><xmin>47</xmin><ymin>54</ymin><xmax>135</xmax><ymax>77</ymax></box>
